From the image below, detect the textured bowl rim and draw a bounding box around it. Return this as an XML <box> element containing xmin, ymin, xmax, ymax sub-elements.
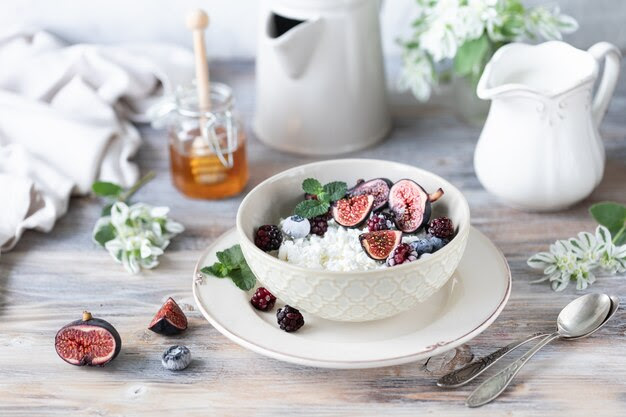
<box><xmin>236</xmin><ymin>158</ymin><xmax>471</xmax><ymax>276</ymax></box>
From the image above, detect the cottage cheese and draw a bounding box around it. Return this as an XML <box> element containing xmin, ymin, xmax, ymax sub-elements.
<box><xmin>278</xmin><ymin>220</ymin><xmax>384</xmax><ymax>272</ymax></box>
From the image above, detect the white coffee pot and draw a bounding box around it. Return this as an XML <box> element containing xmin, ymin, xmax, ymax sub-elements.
<box><xmin>254</xmin><ymin>0</ymin><xmax>391</xmax><ymax>155</ymax></box>
<box><xmin>474</xmin><ymin>41</ymin><xmax>621</xmax><ymax>211</ymax></box>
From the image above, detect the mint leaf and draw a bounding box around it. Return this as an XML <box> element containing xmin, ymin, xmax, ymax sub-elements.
<box><xmin>92</xmin><ymin>181</ymin><xmax>123</xmax><ymax>197</ymax></box>
<box><xmin>94</xmin><ymin>223</ymin><xmax>116</xmax><ymax>247</ymax></box>
<box><xmin>454</xmin><ymin>33</ymin><xmax>490</xmax><ymax>78</ymax></box>
<box><xmin>302</xmin><ymin>178</ymin><xmax>323</xmax><ymax>195</ymax></box>
<box><xmin>229</xmin><ymin>263</ymin><xmax>256</xmax><ymax>291</ymax></box>
<box><xmin>590</xmin><ymin>202</ymin><xmax>626</xmax><ymax>245</ymax></box>
<box><xmin>294</xmin><ymin>199</ymin><xmax>330</xmax><ymax>219</ymax></box>
<box><xmin>216</xmin><ymin>244</ymin><xmax>244</xmax><ymax>267</ymax></box>
<box><xmin>323</xmin><ymin>181</ymin><xmax>347</xmax><ymax>202</ymax></box>
<box><xmin>201</xmin><ymin>263</ymin><xmax>230</xmax><ymax>278</ymax></box>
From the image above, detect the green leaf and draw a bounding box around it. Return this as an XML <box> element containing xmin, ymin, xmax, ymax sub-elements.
<box><xmin>590</xmin><ymin>202</ymin><xmax>626</xmax><ymax>245</ymax></box>
<box><xmin>229</xmin><ymin>263</ymin><xmax>256</xmax><ymax>291</ymax></box>
<box><xmin>454</xmin><ymin>33</ymin><xmax>490</xmax><ymax>78</ymax></box>
<box><xmin>216</xmin><ymin>244</ymin><xmax>245</xmax><ymax>268</ymax></box>
<box><xmin>92</xmin><ymin>181</ymin><xmax>123</xmax><ymax>197</ymax></box>
<box><xmin>101</xmin><ymin>203</ymin><xmax>113</xmax><ymax>217</ymax></box>
<box><xmin>302</xmin><ymin>178</ymin><xmax>323</xmax><ymax>195</ymax></box>
<box><xmin>323</xmin><ymin>181</ymin><xmax>347</xmax><ymax>202</ymax></box>
<box><xmin>294</xmin><ymin>199</ymin><xmax>330</xmax><ymax>219</ymax></box>
<box><xmin>201</xmin><ymin>263</ymin><xmax>230</xmax><ymax>278</ymax></box>
<box><xmin>94</xmin><ymin>223</ymin><xmax>116</xmax><ymax>247</ymax></box>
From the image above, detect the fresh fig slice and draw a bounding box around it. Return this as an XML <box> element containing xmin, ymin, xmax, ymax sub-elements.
<box><xmin>347</xmin><ymin>178</ymin><xmax>393</xmax><ymax>211</ymax></box>
<box><xmin>389</xmin><ymin>179</ymin><xmax>444</xmax><ymax>233</ymax></box>
<box><xmin>55</xmin><ymin>311</ymin><xmax>121</xmax><ymax>366</ymax></box>
<box><xmin>359</xmin><ymin>230</ymin><xmax>403</xmax><ymax>260</ymax></box>
<box><xmin>331</xmin><ymin>194</ymin><xmax>374</xmax><ymax>228</ymax></box>
<box><xmin>148</xmin><ymin>297</ymin><xmax>188</xmax><ymax>335</ymax></box>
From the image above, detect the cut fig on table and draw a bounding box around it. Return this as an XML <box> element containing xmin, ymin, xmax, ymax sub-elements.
<box><xmin>389</xmin><ymin>179</ymin><xmax>444</xmax><ymax>233</ymax></box>
<box><xmin>346</xmin><ymin>178</ymin><xmax>392</xmax><ymax>211</ymax></box>
<box><xmin>331</xmin><ymin>194</ymin><xmax>374</xmax><ymax>228</ymax></box>
<box><xmin>149</xmin><ymin>297</ymin><xmax>188</xmax><ymax>335</ymax></box>
<box><xmin>359</xmin><ymin>230</ymin><xmax>403</xmax><ymax>260</ymax></box>
<box><xmin>55</xmin><ymin>311</ymin><xmax>121</xmax><ymax>366</ymax></box>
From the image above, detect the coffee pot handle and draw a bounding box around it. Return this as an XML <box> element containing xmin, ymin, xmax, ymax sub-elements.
<box><xmin>588</xmin><ymin>42</ymin><xmax>622</xmax><ymax>127</ymax></box>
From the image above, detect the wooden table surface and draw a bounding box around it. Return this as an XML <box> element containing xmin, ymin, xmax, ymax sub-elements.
<box><xmin>2</xmin><ymin>60</ymin><xmax>625</xmax><ymax>417</ymax></box>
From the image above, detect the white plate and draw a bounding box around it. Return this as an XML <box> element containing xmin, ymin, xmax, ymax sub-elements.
<box><xmin>192</xmin><ymin>227</ymin><xmax>511</xmax><ymax>369</ymax></box>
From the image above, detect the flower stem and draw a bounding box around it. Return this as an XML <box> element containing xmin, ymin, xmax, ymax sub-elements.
<box><xmin>119</xmin><ymin>171</ymin><xmax>156</xmax><ymax>202</ymax></box>
<box><xmin>612</xmin><ymin>224</ymin><xmax>625</xmax><ymax>244</ymax></box>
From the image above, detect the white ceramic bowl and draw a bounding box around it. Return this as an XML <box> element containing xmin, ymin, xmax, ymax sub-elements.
<box><xmin>236</xmin><ymin>159</ymin><xmax>471</xmax><ymax>322</ymax></box>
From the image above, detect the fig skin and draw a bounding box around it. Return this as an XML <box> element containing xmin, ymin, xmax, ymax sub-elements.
<box><xmin>347</xmin><ymin>178</ymin><xmax>393</xmax><ymax>211</ymax></box>
<box><xmin>331</xmin><ymin>194</ymin><xmax>375</xmax><ymax>228</ymax></box>
<box><xmin>389</xmin><ymin>179</ymin><xmax>444</xmax><ymax>233</ymax></box>
<box><xmin>55</xmin><ymin>311</ymin><xmax>121</xmax><ymax>367</ymax></box>
<box><xmin>359</xmin><ymin>230</ymin><xmax>403</xmax><ymax>260</ymax></box>
<box><xmin>149</xmin><ymin>297</ymin><xmax>188</xmax><ymax>335</ymax></box>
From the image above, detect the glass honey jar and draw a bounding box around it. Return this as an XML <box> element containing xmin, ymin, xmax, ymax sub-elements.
<box><xmin>152</xmin><ymin>82</ymin><xmax>248</xmax><ymax>199</ymax></box>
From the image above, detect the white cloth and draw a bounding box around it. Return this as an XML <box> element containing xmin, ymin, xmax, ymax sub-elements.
<box><xmin>0</xmin><ymin>28</ymin><xmax>194</xmax><ymax>252</ymax></box>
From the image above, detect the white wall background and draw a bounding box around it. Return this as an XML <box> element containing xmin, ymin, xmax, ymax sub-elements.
<box><xmin>1</xmin><ymin>0</ymin><xmax>625</xmax><ymax>58</ymax></box>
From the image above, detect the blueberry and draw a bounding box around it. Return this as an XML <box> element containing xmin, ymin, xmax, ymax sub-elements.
<box><xmin>161</xmin><ymin>345</ymin><xmax>192</xmax><ymax>371</ymax></box>
<box><xmin>281</xmin><ymin>215</ymin><xmax>310</xmax><ymax>239</ymax></box>
<box><xmin>427</xmin><ymin>235</ymin><xmax>448</xmax><ymax>252</ymax></box>
<box><xmin>410</xmin><ymin>238</ymin><xmax>433</xmax><ymax>255</ymax></box>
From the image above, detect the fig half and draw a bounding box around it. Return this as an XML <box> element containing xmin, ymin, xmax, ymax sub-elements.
<box><xmin>359</xmin><ymin>230</ymin><xmax>403</xmax><ymax>260</ymax></box>
<box><xmin>389</xmin><ymin>179</ymin><xmax>444</xmax><ymax>233</ymax></box>
<box><xmin>331</xmin><ymin>194</ymin><xmax>374</xmax><ymax>228</ymax></box>
<box><xmin>55</xmin><ymin>311</ymin><xmax>121</xmax><ymax>366</ymax></box>
<box><xmin>149</xmin><ymin>297</ymin><xmax>188</xmax><ymax>335</ymax></box>
<box><xmin>346</xmin><ymin>178</ymin><xmax>392</xmax><ymax>211</ymax></box>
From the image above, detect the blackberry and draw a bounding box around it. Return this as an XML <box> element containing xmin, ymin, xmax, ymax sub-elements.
<box><xmin>367</xmin><ymin>212</ymin><xmax>394</xmax><ymax>231</ymax></box>
<box><xmin>276</xmin><ymin>305</ymin><xmax>304</xmax><ymax>332</ymax></box>
<box><xmin>254</xmin><ymin>225</ymin><xmax>282</xmax><ymax>251</ymax></box>
<box><xmin>310</xmin><ymin>215</ymin><xmax>329</xmax><ymax>236</ymax></box>
<box><xmin>250</xmin><ymin>287</ymin><xmax>276</xmax><ymax>311</ymax></box>
<box><xmin>386</xmin><ymin>243</ymin><xmax>418</xmax><ymax>267</ymax></box>
<box><xmin>428</xmin><ymin>217</ymin><xmax>455</xmax><ymax>239</ymax></box>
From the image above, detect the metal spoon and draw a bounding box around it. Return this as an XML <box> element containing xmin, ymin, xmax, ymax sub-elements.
<box><xmin>466</xmin><ymin>293</ymin><xmax>615</xmax><ymax>408</ymax></box>
<box><xmin>438</xmin><ymin>294</ymin><xmax>619</xmax><ymax>388</ymax></box>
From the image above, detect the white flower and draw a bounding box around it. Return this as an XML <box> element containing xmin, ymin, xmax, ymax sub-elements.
<box><xmin>525</xmin><ymin>6</ymin><xmax>578</xmax><ymax>41</ymax></box>
<box><xmin>399</xmin><ymin>49</ymin><xmax>436</xmax><ymax>101</ymax></box>
<box><xmin>93</xmin><ymin>201</ymin><xmax>184</xmax><ymax>274</ymax></box>
<box><xmin>528</xmin><ymin>225</ymin><xmax>626</xmax><ymax>291</ymax></box>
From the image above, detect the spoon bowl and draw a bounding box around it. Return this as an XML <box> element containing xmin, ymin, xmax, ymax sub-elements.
<box><xmin>557</xmin><ymin>293</ymin><xmax>612</xmax><ymax>339</ymax></box>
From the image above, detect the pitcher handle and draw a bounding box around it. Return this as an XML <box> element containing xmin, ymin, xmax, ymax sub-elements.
<box><xmin>588</xmin><ymin>42</ymin><xmax>622</xmax><ymax>126</ymax></box>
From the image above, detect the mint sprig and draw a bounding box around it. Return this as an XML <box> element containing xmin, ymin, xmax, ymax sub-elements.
<box><xmin>200</xmin><ymin>244</ymin><xmax>256</xmax><ymax>291</ymax></box>
<box><xmin>294</xmin><ymin>178</ymin><xmax>347</xmax><ymax>219</ymax></box>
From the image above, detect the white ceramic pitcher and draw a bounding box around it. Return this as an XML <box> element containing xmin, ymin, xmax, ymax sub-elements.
<box><xmin>474</xmin><ymin>41</ymin><xmax>621</xmax><ymax>211</ymax></box>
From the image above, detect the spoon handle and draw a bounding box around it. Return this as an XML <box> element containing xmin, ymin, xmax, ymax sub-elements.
<box><xmin>466</xmin><ymin>332</ymin><xmax>560</xmax><ymax>407</ymax></box>
<box><xmin>437</xmin><ymin>332</ymin><xmax>546</xmax><ymax>388</ymax></box>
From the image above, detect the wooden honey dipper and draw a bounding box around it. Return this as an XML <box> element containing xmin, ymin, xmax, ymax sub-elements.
<box><xmin>186</xmin><ymin>9</ymin><xmax>228</xmax><ymax>184</ymax></box>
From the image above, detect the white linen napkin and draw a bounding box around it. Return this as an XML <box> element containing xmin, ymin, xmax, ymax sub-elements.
<box><xmin>0</xmin><ymin>28</ymin><xmax>194</xmax><ymax>252</ymax></box>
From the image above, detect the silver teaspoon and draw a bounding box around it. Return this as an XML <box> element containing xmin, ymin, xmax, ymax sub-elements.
<box><xmin>439</xmin><ymin>294</ymin><xmax>619</xmax><ymax>388</ymax></box>
<box><xmin>466</xmin><ymin>293</ymin><xmax>616</xmax><ymax>408</ymax></box>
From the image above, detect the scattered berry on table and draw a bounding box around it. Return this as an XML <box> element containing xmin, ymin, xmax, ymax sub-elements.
<box><xmin>410</xmin><ymin>238</ymin><xmax>434</xmax><ymax>255</ymax></box>
<box><xmin>161</xmin><ymin>345</ymin><xmax>192</xmax><ymax>371</ymax></box>
<box><xmin>428</xmin><ymin>217</ymin><xmax>455</xmax><ymax>239</ymax></box>
<box><xmin>386</xmin><ymin>243</ymin><xmax>418</xmax><ymax>266</ymax></box>
<box><xmin>309</xmin><ymin>215</ymin><xmax>329</xmax><ymax>236</ymax></box>
<box><xmin>276</xmin><ymin>305</ymin><xmax>304</xmax><ymax>332</ymax></box>
<box><xmin>255</xmin><ymin>225</ymin><xmax>282</xmax><ymax>251</ymax></box>
<box><xmin>281</xmin><ymin>215</ymin><xmax>310</xmax><ymax>239</ymax></box>
<box><xmin>367</xmin><ymin>212</ymin><xmax>394</xmax><ymax>231</ymax></box>
<box><xmin>250</xmin><ymin>287</ymin><xmax>276</xmax><ymax>311</ymax></box>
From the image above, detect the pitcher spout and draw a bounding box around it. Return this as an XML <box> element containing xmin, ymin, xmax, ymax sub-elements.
<box><xmin>266</xmin><ymin>12</ymin><xmax>324</xmax><ymax>79</ymax></box>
